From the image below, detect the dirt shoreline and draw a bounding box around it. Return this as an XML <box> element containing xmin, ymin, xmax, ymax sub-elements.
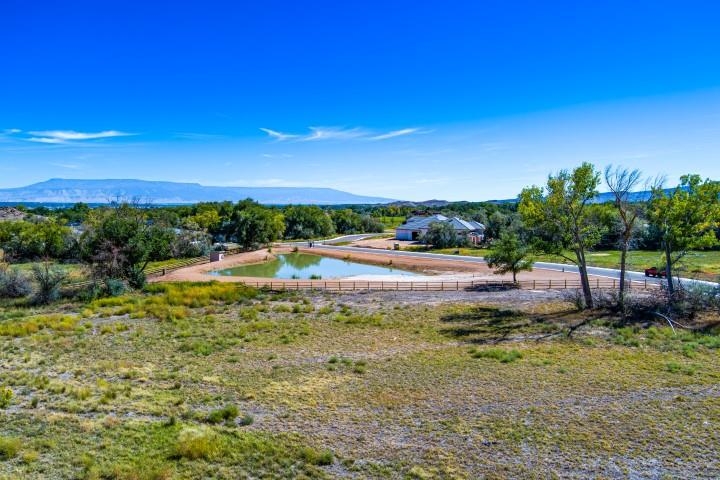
<box><xmin>151</xmin><ymin>245</ymin><xmax>585</xmax><ymax>285</ymax></box>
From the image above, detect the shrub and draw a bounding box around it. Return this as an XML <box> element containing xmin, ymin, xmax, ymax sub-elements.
<box><xmin>127</xmin><ymin>266</ymin><xmax>147</xmax><ymax>290</ymax></box>
<box><xmin>0</xmin><ymin>387</ymin><xmax>13</xmax><ymax>408</ymax></box>
<box><xmin>238</xmin><ymin>414</ymin><xmax>254</xmax><ymax>426</ymax></box>
<box><xmin>0</xmin><ymin>437</ymin><xmax>21</xmax><ymax>460</ymax></box>
<box><xmin>77</xmin><ymin>282</ymin><xmax>103</xmax><ymax>302</ymax></box>
<box><xmin>105</xmin><ymin>278</ymin><xmax>127</xmax><ymax>297</ymax></box>
<box><xmin>21</xmin><ymin>450</ymin><xmax>39</xmax><ymax>464</ymax></box>
<box><xmin>175</xmin><ymin>427</ymin><xmax>222</xmax><ymax>460</ymax></box>
<box><xmin>207</xmin><ymin>404</ymin><xmax>239</xmax><ymax>424</ymax></box>
<box><xmin>0</xmin><ymin>267</ymin><xmax>32</xmax><ymax>298</ymax></box>
<box><xmin>299</xmin><ymin>447</ymin><xmax>333</xmax><ymax>466</ymax></box>
<box><xmin>31</xmin><ymin>263</ymin><xmax>67</xmax><ymax>305</ymax></box>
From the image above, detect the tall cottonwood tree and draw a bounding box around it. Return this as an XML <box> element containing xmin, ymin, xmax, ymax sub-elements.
<box><xmin>519</xmin><ymin>162</ymin><xmax>603</xmax><ymax>308</ymax></box>
<box><xmin>647</xmin><ymin>175</ymin><xmax>720</xmax><ymax>298</ymax></box>
<box><xmin>604</xmin><ymin>165</ymin><xmax>642</xmax><ymax>310</ymax></box>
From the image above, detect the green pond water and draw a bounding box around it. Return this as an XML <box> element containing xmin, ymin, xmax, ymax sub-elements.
<box><xmin>210</xmin><ymin>252</ymin><xmax>418</xmax><ymax>279</ymax></box>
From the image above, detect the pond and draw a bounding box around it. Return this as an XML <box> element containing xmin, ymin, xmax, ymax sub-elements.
<box><xmin>210</xmin><ymin>252</ymin><xmax>419</xmax><ymax>279</ymax></box>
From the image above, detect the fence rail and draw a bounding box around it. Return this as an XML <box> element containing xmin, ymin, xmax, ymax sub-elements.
<box><xmin>235</xmin><ymin>278</ymin><xmax>660</xmax><ymax>292</ymax></box>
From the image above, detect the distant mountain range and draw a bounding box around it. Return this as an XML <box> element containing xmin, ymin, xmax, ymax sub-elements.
<box><xmin>0</xmin><ymin>179</ymin><xmax>396</xmax><ymax>205</ymax></box>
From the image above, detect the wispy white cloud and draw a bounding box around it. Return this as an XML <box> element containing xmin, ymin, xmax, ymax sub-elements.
<box><xmin>28</xmin><ymin>137</ymin><xmax>66</xmax><ymax>144</ymax></box>
<box><xmin>262</xmin><ymin>153</ymin><xmax>294</xmax><ymax>159</ymax></box>
<box><xmin>303</xmin><ymin>126</ymin><xmax>368</xmax><ymax>141</ymax></box>
<box><xmin>260</xmin><ymin>126</ymin><xmax>425</xmax><ymax>142</ymax></box>
<box><xmin>0</xmin><ymin>129</ymin><xmax>22</xmax><ymax>142</ymax></box>
<box><xmin>370</xmin><ymin>128</ymin><xmax>422</xmax><ymax>140</ymax></box>
<box><xmin>259</xmin><ymin>128</ymin><xmax>300</xmax><ymax>141</ymax></box>
<box><xmin>27</xmin><ymin>130</ymin><xmax>134</xmax><ymax>143</ymax></box>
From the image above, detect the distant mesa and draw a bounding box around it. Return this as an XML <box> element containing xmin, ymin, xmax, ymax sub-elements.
<box><xmin>0</xmin><ymin>179</ymin><xmax>396</xmax><ymax>205</ymax></box>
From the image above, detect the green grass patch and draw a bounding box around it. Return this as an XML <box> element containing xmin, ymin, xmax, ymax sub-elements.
<box><xmin>469</xmin><ymin>347</ymin><xmax>523</xmax><ymax>363</ymax></box>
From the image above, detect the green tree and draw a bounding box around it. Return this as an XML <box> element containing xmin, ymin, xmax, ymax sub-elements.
<box><xmin>485</xmin><ymin>232</ymin><xmax>533</xmax><ymax>282</ymax></box>
<box><xmin>647</xmin><ymin>174</ymin><xmax>720</xmax><ymax>297</ymax></box>
<box><xmin>424</xmin><ymin>221</ymin><xmax>459</xmax><ymax>249</ymax></box>
<box><xmin>330</xmin><ymin>209</ymin><xmax>362</xmax><ymax>234</ymax></box>
<box><xmin>230</xmin><ymin>204</ymin><xmax>285</xmax><ymax>250</ymax></box>
<box><xmin>519</xmin><ymin>162</ymin><xmax>603</xmax><ymax>308</ymax></box>
<box><xmin>81</xmin><ymin>203</ymin><xmax>174</xmax><ymax>288</ymax></box>
<box><xmin>359</xmin><ymin>215</ymin><xmax>384</xmax><ymax>233</ymax></box>
<box><xmin>59</xmin><ymin>202</ymin><xmax>91</xmax><ymax>224</ymax></box>
<box><xmin>0</xmin><ymin>219</ymin><xmax>74</xmax><ymax>261</ymax></box>
<box><xmin>283</xmin><ymin>206</ymin><xmax>335</xmax><ymax>240</ymax></box>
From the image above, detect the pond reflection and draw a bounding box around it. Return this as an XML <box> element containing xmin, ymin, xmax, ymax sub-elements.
<box><xmin>210</xmin><ymin>252</ymin><xmax>417</xmax><ymax>279</ymax></box>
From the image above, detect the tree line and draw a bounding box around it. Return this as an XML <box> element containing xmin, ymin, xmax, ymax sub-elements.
<box><xmin>2</xmin><ymin>163</ymin><xmax>719</xmax><ymax>308</ymax></box>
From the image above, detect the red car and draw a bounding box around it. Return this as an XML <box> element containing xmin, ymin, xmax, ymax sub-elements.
<box><xmin>644</xmin><ymin>267</ymin><xmax>667</xmax><ymax>278</ymax></box>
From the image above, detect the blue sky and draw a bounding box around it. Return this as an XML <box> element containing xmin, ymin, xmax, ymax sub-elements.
<box><xmin>1</xmin><ymin>1</ymin><xmax>719</xmax><ymax>201</ymax></box>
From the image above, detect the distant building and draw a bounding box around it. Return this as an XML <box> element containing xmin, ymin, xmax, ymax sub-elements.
<box><xmin>395</xmin><ymin>214</ymin><xmax>485</xmax><ymax>243</ymax></box>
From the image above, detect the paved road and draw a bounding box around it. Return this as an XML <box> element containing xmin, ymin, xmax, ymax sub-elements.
<box><xmin>304</xmin><ymin>244</ymin><xmax>718</xmax><ymax>288</ymax></box>
<box><xmin>285</xmin><ymin>233</ymin><xmax>385</xmax><ymax>246</ymax></box>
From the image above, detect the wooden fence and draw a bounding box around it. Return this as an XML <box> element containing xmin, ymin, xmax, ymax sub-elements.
<box><xmin>235</xmin><ymin>278</ymin><xmax>660</xmax><ymax>292</ymax></box>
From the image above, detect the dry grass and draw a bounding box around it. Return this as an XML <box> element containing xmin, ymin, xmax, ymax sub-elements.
<box><xmin>0</xmin><ymin>284</ymin><xmax>718</xmax><ymax>478</ymax></box>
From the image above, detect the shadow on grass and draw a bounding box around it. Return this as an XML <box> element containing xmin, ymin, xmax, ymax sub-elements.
<box><xmin>439</xmin><ymin>306</ymin><xmax>580</xmax><ymax>344</ymax></box>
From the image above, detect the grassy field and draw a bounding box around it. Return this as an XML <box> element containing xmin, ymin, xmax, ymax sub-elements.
<box><xmin>376</xmin><ymin>216</ymin><xmax>406</xmax><ymax>229</ymax></box>
<box><xmin>1</xmin><ymin>283</ymin><xmax>719</xmax><ymax>478</ymax></box>
<box><xmin>410</xmin><ymin>247</ymin><xmax>720</xmax><ymax>280</ymax></box>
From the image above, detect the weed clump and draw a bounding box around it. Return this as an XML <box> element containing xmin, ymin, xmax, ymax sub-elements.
<box><xmin>175</xmin><ymin>427</ymin><xmax>223</xmax><ymax>460</ymax></box>
<box><xmin>0</xmin><ymin>436</ymin><xmax>20</xmax><ymax>460</ymax></box>
<box><xmin>207</xmin><ymin>404</ymin><xmax>239</xmax><ymax>425</ymax></box>
<box><xmin>0</xmin><ymin>387</ymin><xmax>12</xmax><ymax>408</ymax></box>
<box><xmin>299</xmin><ymin>446</ymin><xmax>333</xmax><ymax>466</ymax></box>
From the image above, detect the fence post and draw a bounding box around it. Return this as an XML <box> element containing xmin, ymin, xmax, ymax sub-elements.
<box><xmin>549</xmin><ymin>279</ymin><xmax>552</xmax><ymax>289</ymax></box>
<box><xmin>564</xmin><ymin>279</ymin><xmax>567</xmax><ymax>289</ymax></box>
<box><xmin>533</xmin><ymin>279</ymin><xmax>536</xmax><ymax>289</ymax></box>
<box><xmin>596</xmin><ymin>278</ymin><xmax>599</xmax><ymax>288</ymax></box>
